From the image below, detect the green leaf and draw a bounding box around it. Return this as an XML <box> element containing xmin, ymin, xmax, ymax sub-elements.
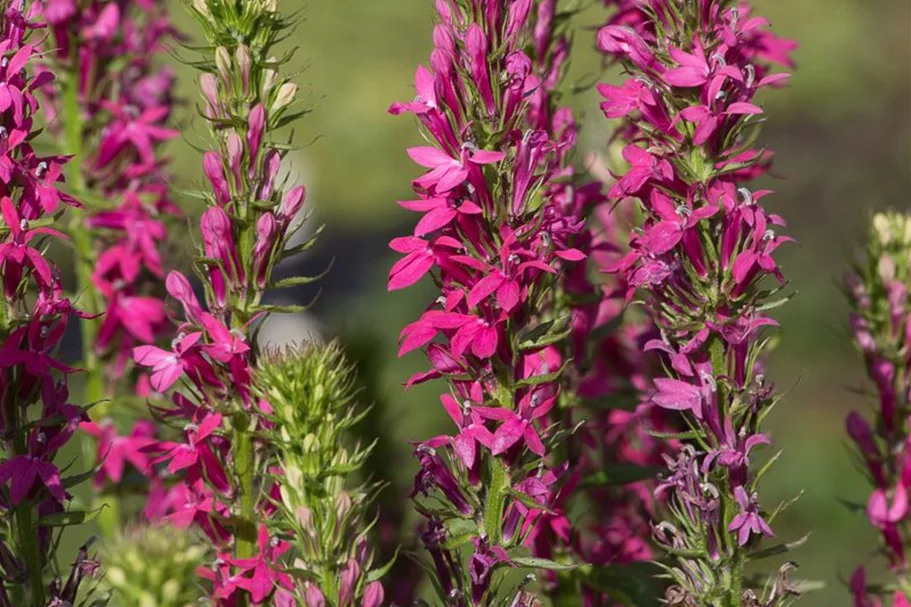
<box><xmin>442</xmin><ymin>531</ymin><xmax>475</xmax><ymax>551</ymax></box>
<box><xmin>253</xmin><ymin>300</ymin><xmax>318</xmax><ymax>314</ymax></box>
<box><xmin>580</xmin><ymin>463</ymin><xmax>661</xmax><ymax>488</ymax></box>
<box><xmin>507</xmin><ymin>488</ymin><xmax>555</xmax><ymax>515</ymax></box>
<box><xmin>366</xmin><ymin>547</ymin><xmax>400</xmax><ymax>583</ymax></box>
<box><xmin>483</xmin><ymin>457</ymin><xmax>509</xmax><ymax>545</ymax></box>
<box><xmin>511</xmin><ymin>556</ymin><xmax>576</xmax><ymax>571</ymax></box>
<box><xmin>586</xmin><ymin>311</ymin><xmax>625</xmax><ymax>344</ymax></box>
<box><xmin>271</xmin><ymin>270</ymin><xmax>327</xmax><ymax>289</ymax></box>
<box><xmin>517</xmin><ymin>316</ymin><xmax>571</xmax><ymax>351</ymax></box>
<box><xmin>585</xmin><ymin>562</ymin><xmax>663</xmax><ymax>607</ymax></box>
<box><xmin>515</xmin><ymin>359</ymin><xmax>571</xmax><ymax>388</ymax></box>
<box><xmin>39</xmin><ymin>507</ymin><xmax>104</xmax><ymax>527</ymax></box>
<box><xmin>517</xmin><ymin>318</ymin><xmax>557</xmax><ymax>345</ymax></box>
<box><xmin>748</xmin><ymin>533</ymin><xmax>810</xmax><ymax>562</ymax></box>
<box><xmin>62</xmin><ymin>467</ymin><xmax>98</xmax><ymax>489</ymax></box>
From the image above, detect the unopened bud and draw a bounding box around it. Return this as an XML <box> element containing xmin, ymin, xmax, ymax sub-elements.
<box><xmin>271</xmin><ymin>82</ymin><xmax>298</xmax><ymax>113</ymax></box>
<box><xmin>235</xmin><ymin>45</ymin><xmax>251</xmax><ymax>94</ymax></box>
<box><xmin>261</xmin><ymin>63</ymin><xmax>278</xmax><ymax>97</ymax></box>
<box><xmin>215</xmin><ymin>47</ymin><xmax>232</xmax><ymax>84</ymax></box>
<box><xmin>192</xmin><ymin>0</ymin><xmax>211</xmax><ymax>18</ymax></box>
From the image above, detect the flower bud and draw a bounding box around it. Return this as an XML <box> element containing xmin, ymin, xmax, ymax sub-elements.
<box><xmin>192</xmin><ymin>0</ymin><xmax>211</xmax><ymax>19</ymax></box>
<box><xmin>362</xmin><ymin>582</ymin><xmax>384</xmax><ymax>607</ymax></box>
<box><xmin>235</xmin><ymin>44</ymin><xmax>252</xmax><ymax>94</ymax></box>
<box><xmin>304</xmin><ymin>584</ymin><xmax>325</xmax><ymax>607</ymax></box>
<box><xmin>203</xmin><ymin>151</ymin><xmax>230</xmax><ymax>206</ymax></box>
<box><xmin>225</xmin><ymin>130</ymin><xmax>244</xmax><ymax>188</ymax></box>
<box><xmin>271</xmin><ymin>82</ymin><xmax>298</xmax><ymax>113</ymax></box>
<box><xmin>247</xmin><ymin>104</ymin><xmax>266</xmax><ymax>171</ymax></box>
<box><xmin>253</xmin><ymin>212</ymin><xmax>277</xmax><ymax>288</ymax></box>
<box><xmin>200</xmin><ymin>73</ymin><xmax>220</xmax><ymax>118</ymax></box>
<box><xmin>262</xmin><ymin>62</ymin><xmax>278</xmax><ymax>97</ymax></box>
<box><xmin>215</xmin><ymin>46</ymin><xmax>232</xmax><ymax>85</ymax></box>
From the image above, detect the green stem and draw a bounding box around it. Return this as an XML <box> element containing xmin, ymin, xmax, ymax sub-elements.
<box><xmin>62</xmin><ymin>68</ymin><xmax>106</xmax><ymax>411</ymax></box>
<box><xmin>232</xmin><ymin>415</ymin><xmax>256</xmax><ymax>558</ymax></box>
<box><xmin>232</xmin><ymin>415</ymin><xmax>255</xmax><ymax>607</ymax></box>
<box><xmin>15</xmin><ymin>503</ymin><xmax>44</xmax><ymax>606</ymax></box>
<box><xmin>61</xmin><ymin>47</ymin><xmax>118</xmax><ymax>539</ymax></box>
<box><xmin>726</xmin><ymin>549</ymin><xmax>745</xmax><ymax>607</ymax></box>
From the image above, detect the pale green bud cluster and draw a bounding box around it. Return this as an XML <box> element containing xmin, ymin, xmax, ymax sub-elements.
<box><xmin>190</xmin><ymin>0</ymin><xmax>303</xmax><ymax>134</ymax></box>
<box><xmin>188</xmin><ymin>0</ymin><xmax>285</xmax><ymax>55</ymax></box>
<box><xmin>870</xmin><ymin>212</ymin><xmax>911</xmax><ymax>280</ymax></box>
<box><xmin>255</xmin><ymin>342</ymin><xmax>385</xmax><ymax>601</ymax></box>
<box><xmin>102</xmin><ymin>526</ymin><xmax>208</xmax><ymax>607</ymax></box>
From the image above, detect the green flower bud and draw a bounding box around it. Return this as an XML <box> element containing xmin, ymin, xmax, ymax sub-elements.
<box><xmin>215</xmin><ymin>46</ymin><xmax>232</xmax><ymax>84</ymax></box>
<box><xmin>102</xmin><ymin>525</ymin><xmax>208</xmax><ymax>607</ymax></box>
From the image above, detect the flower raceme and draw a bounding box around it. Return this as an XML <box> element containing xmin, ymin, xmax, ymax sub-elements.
<box><xmin>0</xmin><ymin>3</ymin><xmax>103</xmax><ymax>605</ymax></box>
<box><xmin>389</xmin><ymin>0</ymin><xmax>605</xmax><ymax>602</ymax></box>
<box><xmin>846</xmin><ymin>213</ymin><xmax>911</xmax><ymax>607</ymax></box>
<box><xmin>39</xmin><ymin>0</ymin><xmax>179</xmax><ymax>391</ymax></box>
<box><xmin>597</xmin><ymin>0</ymin><xmax>803</xmax><ymax>605</ymax></box>
<box><xmin>130</xmin><ymin>0</ymin><xmax>385</xmax><ymax>605</ymax></box>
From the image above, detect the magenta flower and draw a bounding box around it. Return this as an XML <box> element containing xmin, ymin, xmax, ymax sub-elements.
<box><xmin>0</xmin><ymin>6</ymin><xmax>100</xmax><ymax>601</ymax></box>
<box><xmin>0</xmin><ymin>456</ymin><xmax>65</xmax><ymax>505</ymax></box>
<box><xmin>95</xmin><ymin>100</ymin><xmax>178</xmax><ymax>169</ymax></box>
<box><xmin>598</xmin><ymin>0</ymin><xmax>799</xmax><ymax>602</ymax></box>
<box><xmin>728</xmin><ymin>486</ymin><xmax>774</xmax><ymax>546</ymax></box>
<box><xmin>133</xmin><ymin>332</ymin><xmax>201</xmax><ymax>393</ymax></box>
<box><xmin>407</xmin><ymin>144</ymin><xmax>504</xmax><ymax>194</ymax></box>
<box><xmin>79</xmin><ymin>420</ymin><xmax>156</xmax><ymax>486</ymax></box>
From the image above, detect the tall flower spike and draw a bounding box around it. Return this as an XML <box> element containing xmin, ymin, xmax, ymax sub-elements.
<box><xmin>597</xmin><ymin>1</ymin><xmax>803</xmax><ymax>605</ymax></box>
<box><xmin>390</xmin><ymin>0</ymin><xmax>592</xmax><ymax>602</ymax></box>
<box><xmin>39</xmin><ymin>0</ymin><xmax>179</xmax><ymax>406</ymax></box>
<box><xmin>845</xmin><ymin>212</ymin><xmax>911</xmax><ymax>607</ymax></box>
<box><xmin>254</xmin><ymin>342</ymin><xmax>387</xmax><ymax>607</ymax></box>
<box><xmin>0</xmin><ymin>3</ymin><xmax>100</xmax><ymax>605</ymax></box>
<box><xmin>132</xmin><ymin>0</ymin><xmax>383</xmax><ymax>604</ymax></box>
<box><xmin>37</xmin><ymin>0</ymin><xmax>180</xmax><ymax>537</ymax></box>
<box><xmin>459</xmin><ymin>2</ymin><xmax>680</xmax><ymax>603</ymax></box>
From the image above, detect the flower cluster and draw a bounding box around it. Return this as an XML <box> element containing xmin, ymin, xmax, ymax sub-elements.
<box><xmin>389</xmin><ymin>0</ymin><xmax>599</xmax><ymax>602</ymax></box>
<box><xmin>36</xmin><ymin>0</ymin><xmax>181</xmax><ymax>541</ymax></box>
<box><xmin>39</xmin><ymin>0</ymin><xmax>179</xmax><ymax>399</ymax></box>
<box><xmin>846</xmin><ymin>212</ymin><xmax>911</xmax><ymax>607</ymax></box>
<box><xmin>0</xmin><ymin>3</ymin><xmax>101</xmax><ymax>605</ymax></box>
<box><xmin>460</xmin><ymin>2</ymin><xmax>678</xmax><ymax>603</ymax></box>
<box><xmin>102</xmin><ymin>524</ymin><xmax>208</xmax><ymax>607</ymax></box>
<box><xmin>597</xmin><ymin>0</ymin><xmax>802</xmax><ymax>604</ymax></box>
<box><xmin>254</xmin><ymin>342</ymin><xmax>386</xmax><ymax>607</ymax></box>
<box><xmin>131</xmin><ymin>0</ymin><xmax>383</xmax><ymax>604</ymax></box>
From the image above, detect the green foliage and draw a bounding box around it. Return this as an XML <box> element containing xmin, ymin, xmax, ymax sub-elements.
<box><xmin>102</xmin><ymin>526</ymin><xmax>208</xmax><ymax>607</ymax></box>
<box><xmin>254</xmin><ymin>341</ymin><xmax>384</xmax><ymax>602</ymax></box>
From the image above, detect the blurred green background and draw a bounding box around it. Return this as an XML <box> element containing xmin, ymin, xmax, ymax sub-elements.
<box><xmin>128</xmin><ymin>0</ymin><xmax>911</xmax><ymax>603</ymax></box>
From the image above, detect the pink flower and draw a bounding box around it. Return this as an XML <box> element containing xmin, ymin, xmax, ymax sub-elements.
<box><xmin>132</xmin><ymin>332</ymin><xmax>202</xmax><ymax>393</ymax></box>
<box><xmin>728</xmin><ymin>485</ymin><xmax>774</xmax><ymax>546</ymax></box>
<box><xmin>0</xmin><ymin>455</ymin><xmax>65</xmax><ymax>505</ymax></box>
<box><xmin>228</xmin><ymin>526</ymin><xmax>292</xmax><ymax>603</ymax></box>
<box><xmin>439</xmin><ymin>393</ymin><xmax>494</xmax><ymax>469</ymax></box>
<box><xmin>79</xmin><ymin>420</ymin><xmax>156</xmax><ymax>486</ymax></box>
<box><xmin>608</xmin><ymin>144</ymin><xmax>673</xmax><ymax>199</ymax></box>
<box><xmin>474</xmin><ymin>391</ymin><xmax>555</xmax><ymax>457</ymax></box>
<box><xmin>408</xmin><ymin>145</ymin><xmax>504</xmax><ymax>194</ymax></box>
<box><xmin>867</xmin><ymin>484</ymin><xmax>909</xmax><ymax>529</ymax></box>
<box><xmin>96</xmin><ymin>100</ymin><xmax>178</xmax><ymax>169</ymax></box>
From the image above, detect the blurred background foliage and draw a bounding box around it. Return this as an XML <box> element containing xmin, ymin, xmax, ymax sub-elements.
<box><xmin>61</xmin><ymin>0</ymin><xmax>910</xmax><ymax>604</ymax></box>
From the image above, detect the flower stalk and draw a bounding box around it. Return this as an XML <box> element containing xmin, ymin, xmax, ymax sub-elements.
<box><xmin>596</xmin><ymin>0</ymin><xmax>802</xmax><ymax>604</ymax></box>
<box><xmin>389</xmin><ymin>0</ymin><xmax>599</xmax><ymax>602</ymax></box>
<box><xmin>845</xmin><ymin>212</ymin><xmax>911</xmax><ymax>607</ymax></box>
<box><xmin>130</xmin><ymin>0</ymin><xmax>387</xmax><ymax>603</ymax></box>
<box><xmin>0</xmin><ymin>2</ymin><xmax>101</xmax><ymax>604</ymax></box>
